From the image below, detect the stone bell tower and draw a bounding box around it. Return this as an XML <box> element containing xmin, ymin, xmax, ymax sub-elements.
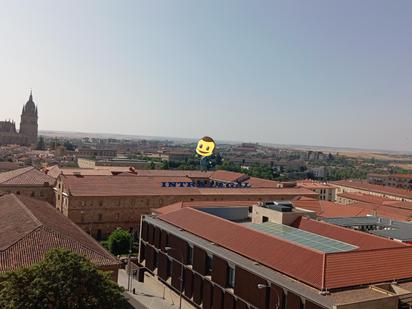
<box><xmin>20</xmin><ymin>91</ymin><xmax>38</xmax><ymax>145</ymax></box>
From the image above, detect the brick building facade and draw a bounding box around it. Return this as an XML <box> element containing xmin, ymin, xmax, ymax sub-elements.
<box><xmin>54</xmin><ymin>170</ymin><xmax>317</xmax><ymax>239</ymax></box>
<box><xmin>138</xmin><ymin>202</ymin><xmax>412</xmax><ymax>309</ymax></box>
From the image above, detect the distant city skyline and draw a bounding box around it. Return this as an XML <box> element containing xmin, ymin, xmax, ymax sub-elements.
<box><xmin>1</xmin><ymin>0</ymin><xmax>411</xmax><ymax>152</ymax></box>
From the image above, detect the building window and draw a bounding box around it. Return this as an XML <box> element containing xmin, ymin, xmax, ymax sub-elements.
<box><xmin>187</xmin><ymin>244</ymin><xmax>194</xmax><ymax>265</ymax></box>
<box><xmin>96</xmin><ymin>229</ymin><xmax>102</xmax><ymax>240</ymax></box>
<box><xmin>31</xmin><ymin>192</ymin><xmax>35</xmax><ymax>197</ymax></box>
<box><xmin>99</xmin><ymin>201</ymin><xmax>103</xmax><ymax>206</ymax></box>
<box><xmin>227</xmin><ymin>265</ymin><xmax>235</xmax><ymax>288</ymax></box>
<box><xmin>154</xmin><ymin>253</ymin><xmax>158</xmax><ymax>269</ymax></box>
<box><xmin>262</xmin><ymin>216</ymin><xmax>269</xmax><ymax>223</ymax></box>
<box><xmin>98</xmin><ymin>213</ymin><xmax>102</xmax><ymax>221</ymax></box>
<box><xmin>206</xmin><ymin>254</ymin><xmax>213</xmax><ymax>275</ymax></box>
<box><xmin>167</xmin><ymin>257</ymin><xmax>173</xmax><ymax>277</ymax></box>
<box><xmin>116</xmin><ymin>213</ymin><xmax>120</xmax><ymax>221</ymax></box>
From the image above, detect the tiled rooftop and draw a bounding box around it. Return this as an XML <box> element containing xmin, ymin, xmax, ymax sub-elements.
<box><xmin>333</xmin><ymin>180</ymin><xmax>412</xmax><ymax>199</ymax></box>
<box><xmin>0</xmin><ymin>194</ymin><xmax>119</xmax><ymax>271</ymax></box>
<box><xmin>0</xmin><ymin>166</ymin><xmax>55</xmax><ymax>186</ymax></box>
<box><xmin>157</xmin><ymin>205</ymin><xmax>412</xmax><ymax>290</ymax></box>
<box><xmin>61</xmin><ymin>173</ymin><xmax>317</xmax><ymax>198</ymax></box>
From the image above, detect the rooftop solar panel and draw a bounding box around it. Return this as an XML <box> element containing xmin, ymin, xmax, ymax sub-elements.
<box><xmin>247</xmin><ymin>221</ymin><xmax>358</xmax><ymax>253</ymax></box>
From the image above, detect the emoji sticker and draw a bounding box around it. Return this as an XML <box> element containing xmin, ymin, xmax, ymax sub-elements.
<box><xmin>196</xmin><ymin>136</ymin><xmax>215</xmax><ymax>157</ymax></box>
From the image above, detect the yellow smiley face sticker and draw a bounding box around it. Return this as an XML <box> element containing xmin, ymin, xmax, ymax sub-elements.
<box><xmin>196</xmin><ymin>136</ymin><xmax>215</xmax><ymax>157</ymax></box>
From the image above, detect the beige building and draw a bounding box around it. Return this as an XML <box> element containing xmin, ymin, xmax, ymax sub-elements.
<box><xmin>53</xmin><ymin>170</ymin><xmax>318</xmax><ymax>239</ymax></box>
<box><xmin>368</xmin><ymin>173</ymin><xmax>412</xmax><ymax>190</ymax></box>
<box><xmin>297</xmin><ymin>180</ymin><xmax>337</xmax><ymax>201</ymax></box>
<box><xmin>332</xmin><ymin>180</ymin><xmax>412</xmax><ymax>203</ymax></box>
<box><xmin>0</xmin><ymin>166</ymin><xmax>55</xmax><ymax>203</ymax></box>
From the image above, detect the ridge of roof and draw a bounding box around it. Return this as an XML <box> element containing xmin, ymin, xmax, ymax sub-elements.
<box><xmin>11</xmin><ymin>193</ymin><xmax>42</xmax><ymax>227</ymax></box>
<box><xmin>0</xmin><ymin>166</ymin><xmax>34</xmax><ymax>184</ymax></box>
<box><xmin>0</xmin><ymin>194</ymin><xmax>118</xmax><ymax>269</ymax></box>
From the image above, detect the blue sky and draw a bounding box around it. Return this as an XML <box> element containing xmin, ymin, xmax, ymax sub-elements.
<box><xmin>0</xmin><ymin>0</ymin><xmax>411</xmax><ymax>151</ymax></box>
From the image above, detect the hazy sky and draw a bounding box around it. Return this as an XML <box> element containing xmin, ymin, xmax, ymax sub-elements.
<box><xmin>0</xmin><ymin>1</ymin><xmax>411</xmax><ymax>151</ymax></box>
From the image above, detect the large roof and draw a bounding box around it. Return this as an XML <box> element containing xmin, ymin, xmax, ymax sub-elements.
<box><xmin>297</xmin><ymin>180</ymin><xmax>336</xmax><ymax>190</ymax></box>
<box><xmin>0</xmin><ymin>194</ymin><xmax>119</xmax><ymax>271</ymax></box>
<box><xmin>61</xmin><ymin>173</ymin><xmax>317</xmax><ymax>198</ymax></box>
<box><xmin>145</xmin><ymin>216</ymin><xmax>400</xmax><ymax>308</ymax></box>
<box><xmin>157</xmin><ymin>206</ymin><xmax>412</xmax><ymax>290</ymax></box>
<box><xmin>332</xmin><ymin>180</ymin><xmax>412</xmax><ymax>199</ymax></box>
<box><xmin>46</xmin><ymin>165</ymin><xmax>213</xmax><ymax>179</ymax></box>
<box><xmin>293</xmin><ymin>197</ymin><xmax>368</xmax><ymax>218</ymax></box>
<box><xmin>339</xmin><ymin>192</ymin><xmax>412</xmax><ymax>211</ymax></box>
<box><xmin>209</xmin><ymin>170</ymin><xmax>250</xmax><ymax>183</ymax></box>
<box><xmin>0</xmin><ymin>166</ymin><xmax>55</xmax><ymax>186</ymax></box>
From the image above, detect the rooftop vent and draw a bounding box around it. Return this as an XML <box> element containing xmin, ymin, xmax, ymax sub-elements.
<box><xmin>262</xmin><ymin>201</ymin><xmax>294</xmax><ymax>212</ymax></box>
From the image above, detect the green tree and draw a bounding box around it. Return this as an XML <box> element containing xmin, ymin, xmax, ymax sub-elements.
<box><xmin>108</xmin><ymin>228</ymin><xmax>132</xmax><ymax>256</ymax></box>
<box><xmin>63</xmin><ymin>140</ymin><xmax>76</xmax><ymax>151</ymax></box>
<box><xmin>0</xmin><ymin>249</ymin><xmax>128</xmax><ymax>309</ymax></box>
<box><xmin>36</xmin><ymin>136</ymin><xmax>46</xmax><ymax>150</ymax></box>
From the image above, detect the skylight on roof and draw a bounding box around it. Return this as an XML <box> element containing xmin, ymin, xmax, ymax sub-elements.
<box><xmin>247</xmin><ymin>222</ymin><xmax>358</xmax><ymax>253</ymax></box>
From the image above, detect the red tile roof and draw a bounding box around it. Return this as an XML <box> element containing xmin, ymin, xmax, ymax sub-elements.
<box><xmin>0</xmin><ymin>194</ymin><xmax>119</xmax><ymax>271</ymax></box>
<box><xmin>293</xmin><ymin>217</ymin><xmax>404</xmax><ymax>250</ymax></box>
<box><xmin>159</xmin><ymin>207</ymin><xmax>325</xmax><ymax>289</ymax></box>
<box><xmin>209</xmin><ymin>170</ymin><xmax>249</xmax><ymax>183</ymax></box>
<box><xmin>337</xmin><ymin>192</ymin><xmax>412</xmax><ymax>221</ymax></box>
<box><xmin>293</xmin><ymin>199</ymin><xmax>369</xmax><ymax>218</ymax></box>
<box><xmin>338</xmin><ymin>192</ymin><xmax>394</xmax><ymax>204</ymax></box>
<box><xmin>248</xmin><ymin>177</ymin><xmax>280</xmax><ymax>188</ymax></box>
<box><xmin>297</xmin><ymin>180</ymin><xmax>336</xmax><ymax>190</ymax></box>
<box><xmin>349</xmin><ymin>202</ymin><xmax>412</xmax><ymax>222</ymax></box>
<box><xmin>339</xmin><ymin>191</ymin><xmax>412</xmax><ymax>210</ymax></box>
<box><xmin>62</xmin><ymin>174</ymin><xmax>318</xmax><ymax>198</ymax></box>
<box><xmin>324</xmin><ymin>247</ymin><xmax>412</xmax><ymax>289</ymax></box>
<box><xmin>0</xmin><ymin>167</ymin><xmax>55</xmax><ymax>186</ymax></box>
<box><xmin>157</xmin><ymin>206</ymin><xmax>412</xmax><ymax>290</ymax></box>
<box><xmin>333</xmin><ymin>180</ymin><xmax>412</xmax><ymax>199</ymax></box>
<box><xmin>46</xmin><ymin>166</ymin><xmax>213</xmax><ymax>179</ymax></box>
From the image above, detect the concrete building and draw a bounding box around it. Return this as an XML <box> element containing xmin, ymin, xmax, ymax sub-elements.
<box><xmin>297</xmin><ymin>180</ymin><xmax>337</xmax><ymax>201</ymax></box>
<box><xmin>139</xmin><ymin>201</ymin><xmax>412</xmax><ymax>309</ymax></box>
<box><xmin>53</xmin><ymin>170</ymin><xmax>317</xmax><ymax>239</ymax></box>
<box><xmin>0</xmin><ymin>92</ymin><xmax>38</xmax><ymax>146</ymax></box>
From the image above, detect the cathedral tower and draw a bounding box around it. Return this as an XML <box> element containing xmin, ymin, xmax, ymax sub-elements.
<box><xmin>20</xmin><ymin>91</ymin><xmax>38</xmax><ymax>145</ymax></box>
